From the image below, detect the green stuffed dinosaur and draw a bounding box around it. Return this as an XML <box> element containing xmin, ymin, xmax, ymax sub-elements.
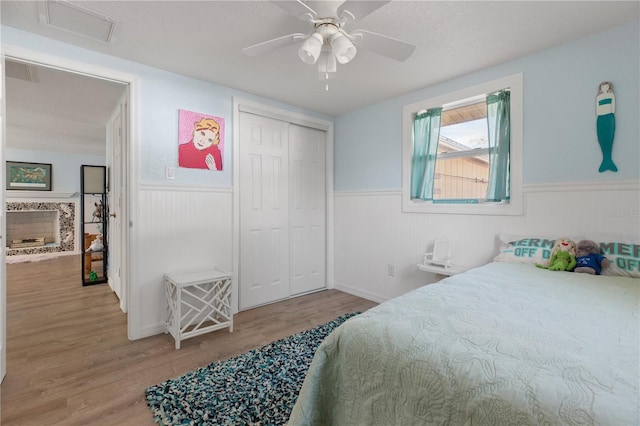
<box><xmin>536</xmin><ymin>238</ymin><xmax>577</xmax><ymax>271</ymax></box>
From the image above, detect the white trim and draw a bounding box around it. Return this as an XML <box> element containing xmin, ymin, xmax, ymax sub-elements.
<box><xmin>2</xmin><ymin>44</ymin><xmax>140</xmax><ymax>340</ymax></box>
<box><xmin>334</xmin><ymin>281</ymin><xmax>387</xmax><ymax>304</ymax></box>
<box><xmin>138</xmin><ymin>322</ymin><xmax>166</xmax><ymax>339</ymax></box>
<box><xmin>138</xmin><ymin>183</ymin><xmax>233</xmax><ymax>193</ymax></box>
<box><xmin>236</xmin><ymin>100</ymin><xmax>332</xmax><ymax>132</ymax></box>
<box><xmin>524</xmin><ymin>180</ymin><xmax>640</xmax><ymax>193</ymax></box>
<box><xmin>1</xmin><ymin>41</ymin><xmax>6</xmax><ymax>383</ymax></box>
<box><xmin>2</xmin><ymin>45</ymin><xmax>133</xmax><ymax>85</ymax></box>
<box><xmin>232</xmin><ymin>98</ymin><xmax>334</xmax><ymax>313</ymax></box>
<box><xmin>333</xmin><ymin>180</ymin><xmax>639</xmax><ymax>199</ymax></box>
<box><xmin>325</xmin><ymin>119</ymin><xmax>335</xmax><ymax>291</ymax></box>
<box><xmin>402</xmin><ymin>73</ymin><xmax>524</xmax><ymax>216</ymax></box>
<box><xmin>6</xmin><ymin>191</ymin><xmax>76</xmax><ymax>198</ymax></box>
<box><xmin>232</xmin><ymin>101</ymin><xmax>241</xmax><ymax>316</ymax></box>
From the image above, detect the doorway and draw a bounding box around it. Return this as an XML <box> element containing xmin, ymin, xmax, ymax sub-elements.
<box><xmin>1</xmin><ymin>49</ymin><xmax>135</xmax><ymax>382</ymax></box>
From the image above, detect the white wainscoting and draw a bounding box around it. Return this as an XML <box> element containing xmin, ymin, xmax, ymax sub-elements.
<box><xmin>129</xmin><ymin>181</ymin><xmax>639</xmax><ymax>337</ymax></box>
<box><xmin>333</xmin><ymin>180</ymin><xmax>640</xmax><ymax>303</ymax></box>
<box><xmin>132</xmin><ymin>185</ymin><xmax>233</xmax><ymax>338</ymax></box>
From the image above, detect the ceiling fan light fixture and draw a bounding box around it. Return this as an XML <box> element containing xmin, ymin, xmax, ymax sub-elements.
<box><xmin>331</xmin><ymin>32</ymin><xmax>357</xmax><ymax>64</ymax></box>
<box><xmin>317</xmin><ymin>46</ymin><xmax>337</xmax><ymax>74</ymax></box>
<box><xmin>298</xmin><ymin>32</ymin><xmax>323</xmax><ymax>65</ymax></box>
<box><xmin>242</xmin><ymin>1</ymin><xmax>415</xmax><ymax>88</ymax></box>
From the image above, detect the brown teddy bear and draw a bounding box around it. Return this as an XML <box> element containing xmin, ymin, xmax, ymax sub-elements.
<box><xmin>574</xmin><ymin>239</ymin><xmax>609</xmax><ymax>275</ymax></box>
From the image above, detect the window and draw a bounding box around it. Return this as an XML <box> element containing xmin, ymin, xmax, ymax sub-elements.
<box><xmin>402</xmin><ymin>74</ymin><xmax>523</xmax><ymax>215</ymax></box>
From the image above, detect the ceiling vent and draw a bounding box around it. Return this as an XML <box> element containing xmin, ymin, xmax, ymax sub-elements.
<box><xmin>5</xmin><ymin>60</ymin><xmax>38</xmax><ymax>83</ymax></box>
<box><xmin>37</xmin><ymin>0</ymin><xmax>119</xmax><ymax>44</ymax></box>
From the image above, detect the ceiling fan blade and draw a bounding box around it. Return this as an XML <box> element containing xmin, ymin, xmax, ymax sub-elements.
<box><xmin>243</xmin><ymin>33</ymin><xmax>306</xmax><ymax>57</ymax></box>
<box><xmin>351</xmin><ymin>29</ymin><xmax>415</xmax><ymax>61</ymax></box>
<box><xmin>338</xmin><ymin>0</ymin><xmax>391</xmax><ymax>20</ymax></box>
<box><xmin>270</xmin><ymin>1</ymin><xmax>317</xmax><ymax>20</ymax></box>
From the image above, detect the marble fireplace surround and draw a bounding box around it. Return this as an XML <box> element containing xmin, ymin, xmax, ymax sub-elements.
<box><xmin>6</xmin><ymin>201</ymin><xmax>75</xmax><ymax>256</ymax></box>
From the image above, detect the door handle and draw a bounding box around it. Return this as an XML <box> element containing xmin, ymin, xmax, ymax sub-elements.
<box><xmin>110</xmin><ymin>212</ymin><xmax>117</xmax><ymax>218</ymax></box>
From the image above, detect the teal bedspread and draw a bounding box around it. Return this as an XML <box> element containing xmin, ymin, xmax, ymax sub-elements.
<box><xmin>288</xmin><ymin>262</ymin><xmax>639</xmax><ymax>425</ymax></box>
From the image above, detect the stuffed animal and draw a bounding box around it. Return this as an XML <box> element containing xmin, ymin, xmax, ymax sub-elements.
<box><xmin>86</xmin><ymin>234</ymin><xmax>104</xmax><ymax>253</ymax></box>
<box><xmin>92</xmin><ymin>201</ymin><xmax>103</xmax><ymax>222</ymax></box>
<box><xmin>536</xmin><ymin>238</ymin><xmax>577</xmax><ymax>271</ymax></box>
<box><xmin>574</xmin><ymin>239</ymin><xmax>609</xmax><ymax>275</ymax></box>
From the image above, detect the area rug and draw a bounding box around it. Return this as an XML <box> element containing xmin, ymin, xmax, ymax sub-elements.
<box><xmin>145</xmin><ymin>312</ymin><xmax>359</xmax><ymax>425</ymax></box>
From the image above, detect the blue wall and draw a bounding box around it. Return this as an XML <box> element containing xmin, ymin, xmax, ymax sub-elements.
<box><xmin>1</xmin><ymin>27</ymin><xmax>332</xmax><ymax>188</ymax></box>
<box><xmin>334</xmin><ymin>20</ymin><xmax>640</xmax><ymax>191</ymax></box>
<box><xmin>3</xmin><ymin>21</ymin><xmax>639</xmax><ymax>193</ymax></box>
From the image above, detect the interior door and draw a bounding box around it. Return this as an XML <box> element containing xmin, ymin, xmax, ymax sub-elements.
<box><xmin>289</xmin><ymin>124</ymin><xmax>326</xmax><ymax>295</ymax></box>
<box><xmin>108</xmin><ymin>100</ymin><xmax>123</xmax><ymax>306</ymax></box>
<box><xmin>239</xmin><ymin>112</ymin><xmax>290</xmax><ymax>309</ymax></box>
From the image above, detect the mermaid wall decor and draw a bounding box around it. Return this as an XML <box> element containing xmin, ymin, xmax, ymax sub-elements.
<box><xmin>595</xmin><ymin>81</ymin><xmax>617</xmax><ymax>172</ymax></box>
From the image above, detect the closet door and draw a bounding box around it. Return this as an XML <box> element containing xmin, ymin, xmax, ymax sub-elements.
<box><xmin>289</xmin><ymin>124</ymin><xmax>326</xmax><ymax>295</ymax></box>
<box><xmin>239</xmin><ymin>112</ymin><xmax>290</xmax><ymax>309</ymax></box>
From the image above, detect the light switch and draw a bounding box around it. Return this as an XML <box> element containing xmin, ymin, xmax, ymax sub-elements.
<box><xmin>165</xmin><ymin>166</ymin><xmax>175</xmax><ymax>180</ymax></box>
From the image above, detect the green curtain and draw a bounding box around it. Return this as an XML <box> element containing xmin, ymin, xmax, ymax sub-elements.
<box><xmin>411</xmin><ymin>108</ymin><xmax>442</xmax><ymax>200</ymax></box>
<box><xmin>485</xmin><ymin>91</ymin><xmax>510</xmax><ymax>201</ymax></box>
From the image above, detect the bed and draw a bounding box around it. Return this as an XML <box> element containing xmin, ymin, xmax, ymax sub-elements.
<box><xmin>288</xmin><ymin>262</ymin><xmax>639</xmax><ymax>425</ymax></box>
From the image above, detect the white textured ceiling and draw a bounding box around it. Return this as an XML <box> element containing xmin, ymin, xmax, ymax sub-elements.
<box><xmin>4</xmin><ymin>61</ymin><xmax>126</xmax><ymax>154</ymax></box>
<box><xmin>1</xmin><ymin>1</ymin><xmax>639</xmax><ymax>152</ymax></box>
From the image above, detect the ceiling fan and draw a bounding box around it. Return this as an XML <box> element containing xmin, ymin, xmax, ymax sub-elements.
<box><xmin>242</xmin><ymin>0</ymin><xmax>415</xmax><ymax>86</ymax></box>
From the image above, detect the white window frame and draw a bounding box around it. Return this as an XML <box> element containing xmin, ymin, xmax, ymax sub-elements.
<box><xmin>402</xmin><ymin>73</ymin><xmax>523</xmax><ymax>215</ymax></box>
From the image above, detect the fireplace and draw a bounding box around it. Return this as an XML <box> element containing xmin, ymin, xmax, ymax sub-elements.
<box><xmin>6</xmin><ymin>202</ymin><xmax>75</xmax><ymax>256</ymax></box>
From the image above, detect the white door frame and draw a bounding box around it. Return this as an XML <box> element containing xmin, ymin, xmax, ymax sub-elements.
<box><xmin>1</xmin><ymin>45</ymin><xmax>139</xmax><ymax>353</ymax></box>
<box><xmin>1</xmin><ymin>46</ymin><xmax>7</xmax><ymax>382</ymax></box>
<box><xmin>232</xmin><ymin>98</ymin><xmax>334</xmax><ymax>313</ymax></box>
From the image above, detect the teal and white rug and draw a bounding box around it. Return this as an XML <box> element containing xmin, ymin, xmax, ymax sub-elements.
<box><xmin>145</xmin><ymin>313</ymin><xmax>358</xmax><ymax>425</ymax></box>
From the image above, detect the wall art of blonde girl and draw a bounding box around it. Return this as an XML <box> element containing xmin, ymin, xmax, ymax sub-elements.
<box><xmin>178</xmin><ymin>109</ymin><xmax>225</xmax><ymax>171</ymax></box>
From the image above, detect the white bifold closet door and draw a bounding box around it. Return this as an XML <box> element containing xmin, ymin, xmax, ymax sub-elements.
<box><xmin>239</xmin><ymin>112</ymin><xmax>326</xmax><ymax>310</ymax></box>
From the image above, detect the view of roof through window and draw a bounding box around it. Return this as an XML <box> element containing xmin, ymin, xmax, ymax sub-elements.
<box><xmin>434</xmin><ymin>104</ymin><xmax>490</xmax><ymax>200</ymax></box>
<box><xmin>440</xmin><ymin>118</ymin><xmax>488</xmax><ymax>150</ymax></box>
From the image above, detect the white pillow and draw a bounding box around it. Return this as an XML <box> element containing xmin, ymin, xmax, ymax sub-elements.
<box><xmin>494</xmin><ymin>234</ymin><xmax>560</xmax><ymax>266</ymax></box>
<box><xmin>598</xmin><ymin>241</ymin><xmax>640</xmax><ymax>278</ymax></box>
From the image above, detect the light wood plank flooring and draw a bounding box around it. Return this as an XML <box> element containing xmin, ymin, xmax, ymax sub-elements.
<box><xmin>1</xmin><ymin>255</ymin><xmax>377</xmax><ymax>425</ymax></box>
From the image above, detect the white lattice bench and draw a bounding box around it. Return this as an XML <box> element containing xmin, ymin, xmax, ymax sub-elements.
<box><xmin>164</xmin><ymin>268</ymin><xmax>233</xmax><ymax>349</ymax></box>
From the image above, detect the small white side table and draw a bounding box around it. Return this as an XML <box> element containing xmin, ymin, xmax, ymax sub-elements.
<box><xmin>417</xmin><ymin>262</ymin><xmax>466</xmax><ymax>276</ymax></box>
<box><xmin>165</xmin><ymin>268</ymin><xmax>233</xmax><ymax>349</ymax></box>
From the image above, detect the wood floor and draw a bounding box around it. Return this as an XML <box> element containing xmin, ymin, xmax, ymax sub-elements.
<box><xmin>1</xmin><ymin>255</ymin><xmax>377</xmax><ymax>425</ymax></box>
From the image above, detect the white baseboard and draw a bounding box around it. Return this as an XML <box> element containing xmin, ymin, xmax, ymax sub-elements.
<box><xmin>333</xmin><ymin>280</ymin><xmax>388</xmax><ymax>304</ymax></box>
<box><xmin>136</xmin><ymin>322</ymin><xmax>166</xmax><ymax>340</ymax></box>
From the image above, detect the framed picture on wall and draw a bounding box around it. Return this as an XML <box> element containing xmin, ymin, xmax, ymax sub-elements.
<box><xmin>177</xmin><ymin>109</ymin><xmax>225</xmax><ymax>171</ymax></box>
<box><xmin>6</xmin><ymin>161</ymin><xmax>52</xmax><ymax>191</ymax></box>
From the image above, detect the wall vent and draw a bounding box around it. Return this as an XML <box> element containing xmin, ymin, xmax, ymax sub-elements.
<box><xmin>37</xmin><ymin>0</ymin><xmax>119</xmax><ymax>44</ymax></box>
<box><xmin>5</xmin><ymin>60</ymin><xmax>38</xmax><ymax>82</ymax></box>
